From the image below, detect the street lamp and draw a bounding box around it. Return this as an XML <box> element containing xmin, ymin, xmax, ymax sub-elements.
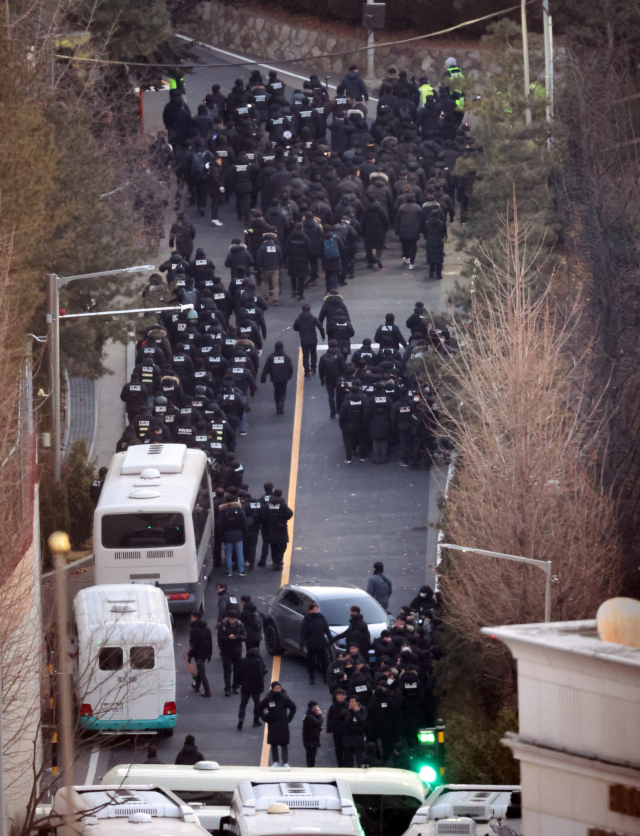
<box><xmin>48</xmin><ymin>531</ymin><xmax>73</xmax><ymax>828</ymax></box>
<box><xmin>46</xmin><ymin>265</ymin><xmax>154</xmax><ymax>481</ymax></box>
<box><xmin>440</xmin><ymin>543</ymin><xmax>553</xmax><ymax>622</ymax></box>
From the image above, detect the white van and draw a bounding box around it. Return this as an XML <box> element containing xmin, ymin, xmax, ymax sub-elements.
<box><xmin>43</xmin><ymin>784</ymin><xmax>210</xmax><ymax>836</ymax></box>
<box><xmin>402</xmin><ymin>785</ymin><xmax>522</xmax><ymax>836</ymax></box>
<box><xmin>221</xmin><ymin>778</ymin><xmax>364</xmax><ymax>836</ymax></box>
<box><xmin>100</xmin><ymin>764</ymin><xmax>428</xmax><ymax>835</ymax></box>
<box><xmin>94</xmin><ymin>444</ymin><xmax>213</xmax><ymax>613</ymax></box>
<box><xmin>73</xmin><ymin>584</ymin><xmax>177</xmax><ymax>735</ymax></box>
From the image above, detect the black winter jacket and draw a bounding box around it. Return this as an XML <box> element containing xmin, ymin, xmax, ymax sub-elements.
<box><xmin>318</xmin><ymin>349</ymin><xmax>346</xmax><ymax>383</ymax></box>
<box><xmin>333</xmin><ymin>613</ymin><xmax>371</xmax><ymax>652</ymax></box>
<box><xmin>293</xmin><ymin>311</ymin><xmax>325</xmax><ymax>346</ymax></box>
<box><xmin>175</xmin><ymin>743</ymin><xmax>204</xmax><ymax>765</ymax></box>
<box><xmin>342</xmin><ymin>706</ymin><xmax>368</xmax><ymax>747</ymax></box>
<box><xmin>259</xmin><ymin>690</ymin><xmax>297</xmax><ymax>745</ymax></box>
<box><xmin>238</xmin><ymin>647</ymin><xmax>267</xmax><ymax>692</ymax></box>
<box><xmin>224</xmin><ymin>244</ymin><xmax>254</xmax><ymax>277</ymax></box>
<box><xmin>216</xmin><ymin>501</ymin><xmax>248</xmax><ymax>543</ymax></box>
<box><xmin>189</xmin><ymin>618</ymin><xmax>213</xmax><ymax>661</ymax></box>
<box><xmin>302</xmin><ymin>708</ymin><xmax>323</xmax><ymax>747</ymax></box>
<box><xmin>319</xmin><ymin>294</ymin><xmax>349</xmax><ymax>326</ymax></box>
<box><xmin>284</xmin><ymin>232</ymin><xmax>311</xmax><ymax>276</ymax></box>
<box><xmin>300</xmin><ymin>611</ymin><xmax>332</xmax><ymax>650</ymax></box>
<box><xmin>217</xmin><ymin>618</ymin><xmax>247</xmax><ymax>655</ymax></box>
<box><xmin>262</xmin><ymin>496</ymin><xmax>293</xmax><ymax>545</ymax></box>
<box><xmin>375</xmin><ymin>321</ymin><xmax>407</xmax><ymax>350</ymax></box>
<box><xmin>240</xmin><ymin>602</ymin><xmax>263</xmax><ymax>643</ymax></box>
<box><xmin>261</xmin><ymin>350</ymin><xmax>294</xmax><ymax>384</ymax></box>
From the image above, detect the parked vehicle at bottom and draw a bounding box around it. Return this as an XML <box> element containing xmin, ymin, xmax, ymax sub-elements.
<box><xmin>42</xmin><ymin>784</ymin><xmax>209</xmax><ymax>836</ymax></box>
<box><xmin>402</xmin><ymin>785</ymin><xmax>522</xmax><ymax>836</ymax></box>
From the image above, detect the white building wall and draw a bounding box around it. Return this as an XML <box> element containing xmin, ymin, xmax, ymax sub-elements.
<box><xmin>484</xmin><ymin>620</ymin><xmax>640</xmax><ymax>836</ymax></box>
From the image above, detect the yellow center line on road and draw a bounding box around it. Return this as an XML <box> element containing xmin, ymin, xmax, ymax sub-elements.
<box><xmin>259</xmin><ymin>347</ymin><xmax>305</xmax><ymax>766</ymax></box>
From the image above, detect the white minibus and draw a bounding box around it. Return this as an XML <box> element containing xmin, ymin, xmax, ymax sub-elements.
<box><xmin>43</xmin><ymin>784</ymin><xmax>210</xmax><ymax>836</ymax></box>
<box><xmin>94</xmin><ymin>444</ymin><xmax>213</xmax><ymax>613</ymax></box>
<box><xmin>72</xmin><ymin>584</ymin><xmax>177</xmax><ymax>735</ymax></box>
<box><xmin>220</xmin><ymin>777</ymin><xmax>364</xmax><ymax>836</ymax></box>
<box><xmin>402</xmin><ymin>785</ymin><xmax>522</xmax><ymax>836</ymax></box>
<box><xmin>101</xmin><ymin>764</ymin><xmax>428</xmax><ymax>836</ymax></box>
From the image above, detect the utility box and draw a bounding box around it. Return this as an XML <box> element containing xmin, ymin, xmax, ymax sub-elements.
<box><xmin>363</xmin><ymin>3</ymin><xmax>385</xmax><ymax>29</ymax></box>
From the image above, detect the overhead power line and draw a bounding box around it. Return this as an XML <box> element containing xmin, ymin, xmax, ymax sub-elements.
<box><xmin>54</xmin><ymin>1</ymin><xmax>531</xmax><ymax>70</ymax></box>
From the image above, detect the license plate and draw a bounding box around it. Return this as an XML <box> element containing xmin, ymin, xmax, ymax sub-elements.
<box><xmin>98</xmin><ymin>704</ymin><xmax>123</xmax><ymax>715</ymax></box>
<box><xmin>131</xmin><ymin>579</ymin><xmax>157</xmax><ymax>585</ymax></box>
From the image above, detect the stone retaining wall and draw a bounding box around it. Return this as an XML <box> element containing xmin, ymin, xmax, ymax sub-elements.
<box><xmin>184</xmin><ymin>1</ymin><xmax>486</xmax><ymax>85</ymax></box>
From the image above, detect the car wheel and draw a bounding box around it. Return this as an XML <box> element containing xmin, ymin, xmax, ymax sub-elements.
<box><xmin>264</xmin><ymin>621</ymin><xmax>283</xmax><ymax>656</ymax></box>
<box><xmin>158</xmin><ymin>727</ymin><xmax>174</xmax><ymax>738</ymax></box>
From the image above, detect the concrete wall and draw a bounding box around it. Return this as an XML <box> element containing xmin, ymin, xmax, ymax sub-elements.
<box><xmin>183</xmin><ymin>1</ymin><xmax>485</xmax><ymax>84</ymax></box>
<box><xmin>2</xmin><ymin>487</ymin><xmax>43</xmax><ymax>834</ymax></box>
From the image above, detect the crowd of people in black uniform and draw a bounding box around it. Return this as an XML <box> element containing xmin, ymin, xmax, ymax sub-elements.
<box><xmin>171</xmin><ymin>575</ymin><xmax>444</xmax><ymax>771</ymax></box>
<box><xmin>107</xmin><ymin>60</ymin><xmax>467</xmax><ymax>769</ymax></box>
<box><xmin>106</xmin><ymin>61</ymin><xmax>466</xmax><ymax>561</ymax></box>
<box><xmin>154</xmin><ymin>58</ymin><xmax>479</xmax><ymax>280</ymax></box>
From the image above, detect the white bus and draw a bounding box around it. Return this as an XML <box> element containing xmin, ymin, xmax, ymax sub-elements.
<box><xmin>94</xmin><ymin>444</ymin><xmax>213</xmax><ymax>613</ymax></box>
<box><xmin>100</xmin><ymin>764</ymin><xmax>428</xmax><ymax>836</ymax></box>
<box><xmin>402</xmin><ymin>785</ymin><xmax>522</xmax><ymax>836</ymax></box>
<box><xmin>42</xmin><ymin>784</ymin><xmax>210</xmax><ymax>836</ymax></box>
<box><xmin>220</xmin><ymin>778</ymin><xmax>364</xmax><ymax>836</ymax></box>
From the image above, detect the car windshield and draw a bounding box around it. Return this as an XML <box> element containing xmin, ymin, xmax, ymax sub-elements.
<box><xmin>317</xmin><ymin>596</ymin><xmax>386</xmax><ymax>626</ymax></box>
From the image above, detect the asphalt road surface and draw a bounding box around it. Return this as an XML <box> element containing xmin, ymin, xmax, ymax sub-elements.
<box><xmin>84</xmin><ymin>42</ymin><xmax>464</xmax><ymax>782</ymax></box>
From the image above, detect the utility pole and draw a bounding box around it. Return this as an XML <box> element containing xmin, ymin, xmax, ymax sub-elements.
<box><xmin>542</xmin><ymin>0</ymin><xmax>554</xmax><ymax>122</ymax></box>
<box><xmin>366</xmin><ymin>0</ymin><xmax>375</xmax><ymax>81</ymax></box>
<box><xmin>521</xmin><ymin>0</ymin><xmax>531</xmax><ymax>126</ymax></box>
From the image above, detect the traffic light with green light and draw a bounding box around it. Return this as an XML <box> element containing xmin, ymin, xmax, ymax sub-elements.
<box><xmin>416</xmin><ymin>721</ymin><xmax>445</xmax><ymax>785</ymax></box>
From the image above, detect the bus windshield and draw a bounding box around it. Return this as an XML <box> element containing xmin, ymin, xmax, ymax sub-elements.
<box><xmin>102</xmin><ymin>513</ymin><xmax>186</xmax><ymax>548</ymax></box>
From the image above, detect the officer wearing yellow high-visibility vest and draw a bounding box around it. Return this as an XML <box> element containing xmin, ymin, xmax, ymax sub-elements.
<box><xmin>442</xmin><ymin>57</ymin><xmax>465</xmax><ymax>90</ymax></box>
<box><xmin>418</xmin><ymin>77</ymin><xmax>436</xmax><ymax>107</ymax></box>
<box><xmin>168</xmin><ymin>74</ymin><xmax>186</xmax><ymax>96</ymax></box>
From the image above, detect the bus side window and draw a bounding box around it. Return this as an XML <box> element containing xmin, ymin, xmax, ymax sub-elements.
<box><xmin>353</xmin><ymin>795</ymin><xmax>382</xmax><ymax>836</ymax></box>
<box><xmin>99</xmin><ymin>647</ymin><xmax>123</xmax><ymax>671</ymax></box>
<box><xmin>381</xmin><ymin>795</ymin><xmax>422</xmax><ymax>835</ymax></box>
<box><xmin>193</xmin><ymin>470</ymin><xmax>211</xmax><ymax>550</ymax></box>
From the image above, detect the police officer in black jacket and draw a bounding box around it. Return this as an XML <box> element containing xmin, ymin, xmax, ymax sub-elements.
<box><xmin>188</xmin><ymin>613</ymin><xmax>213</xmax><ymax>698</ymax></box>
<box><xmin>391</xmin><ymin>388</ymin><xmax>418</xmax><ymax>467</ymax></box>
<box><xmin>300</xmin><ymin>602</ymin><xmax>333</xmax><ymax>685</ymax></box>
<box><xmin>260</xmin><ymin>341</ymin><xmax>294</xmax><ymax>414</ymax></box>
<box><xmin>120</xmin><ymin>373</ymin><xmax>149</xmax><ymax>421</ymax></box>
<box><xmin>318</xmin><ymin>340</ymin><xmax>346</xmax><ymax>419</ymax></box>
<box><xmin>89</xmin><ymin>467</ymin><xmax>108</xmax><ymax>507</ymax></box>
<box><xmin>237</xmin><ymin>647</ymin><xmax>267</xmax><ymax>729</ymax></box>
<box><xmin>293</xmin><ymin>304</ymin><xmax>326</xmax><ymax>377</ymax></box>
<box><xmin>375</xmin><ymin>313</ymin><xmax>407</xmax><ymax>350</ymax></box>
<box><xmin>339</xmin><ymin>381</ymin><xmax>371</xmax><ymax>464</ymax></box>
